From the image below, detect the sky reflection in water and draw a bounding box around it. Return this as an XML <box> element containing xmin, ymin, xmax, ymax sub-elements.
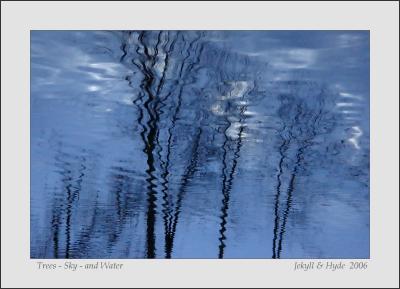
<box><xmin>31</xmin><ymin>31</ymin><xmax>369</xmax><ymax>259</ymax></box>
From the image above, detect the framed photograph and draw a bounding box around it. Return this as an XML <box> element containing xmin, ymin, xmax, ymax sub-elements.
<box><xmin>1</xmin><ymin>1</ymin><xmax>399</xmax><ymax>288</ymax></box>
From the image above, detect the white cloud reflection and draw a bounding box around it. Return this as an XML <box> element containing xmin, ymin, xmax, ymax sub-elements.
<box><xmin>348</xmin><ymin>126</ymin><xmax>363</xmax><ymax>150</ymax></box>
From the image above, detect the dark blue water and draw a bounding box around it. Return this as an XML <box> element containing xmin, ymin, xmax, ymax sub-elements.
<box><xmin>30</xmin><ymin>31</ymin><xmax>369</xmax><ymax>259</ymax></box>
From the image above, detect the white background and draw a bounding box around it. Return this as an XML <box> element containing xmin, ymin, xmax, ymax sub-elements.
<box><xmin>1</xmin><ymin>1</ymin><xmax>399</xmax><ymax>288</ymax></box>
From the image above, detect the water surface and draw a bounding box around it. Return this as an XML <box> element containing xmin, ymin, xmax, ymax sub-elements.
<box><xmin>31</xmin><ymin>31</ymin><xmax>370</xmax><ymax>259</ymax></box>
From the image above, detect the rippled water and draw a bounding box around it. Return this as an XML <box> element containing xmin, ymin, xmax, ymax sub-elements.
<box><xmin>31</xmin><ymin>31</ymin><xmax>369</xmax><ymax>259</ymax></box>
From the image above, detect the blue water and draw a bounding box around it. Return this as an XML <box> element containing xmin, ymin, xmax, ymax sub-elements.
<box><xmin>30</xmin><ymin>31</ymin><xmax>370</xmax><ymax>259</ymax></box>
